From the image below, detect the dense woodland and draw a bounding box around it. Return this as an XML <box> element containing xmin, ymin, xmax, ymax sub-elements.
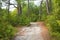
<box><xmin>0</xmin><ymin>0</ymin><xmax>60</xmax><ymax>40</ymax></box>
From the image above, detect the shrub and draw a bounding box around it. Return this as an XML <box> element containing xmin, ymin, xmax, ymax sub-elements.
<box><xmin>50</xmin><ymin>32</ymin><xmax>60</xmax><ymax>40</ymax></box>
<box><xmin>0</xmin><ymin>22</ymin><xmax>16</xmax><ymax>40</ymax></box>
<box><xmin>29</xmin><ymin>13</ymin><xmax>38</xmax><ymax>22</ymax></box>
<box><xmin>46</xmin><ymin>15</ymin><xmax>60</xmax><ymax>40</ymax></box>
<box><xmin>8</xmin><ymin>15</ymin><xmax>18</xmax><ymax>26</ymax></box>
<box><xmin>18</xmin><ymin>14</ymin><xmax>31</xmax><ymax>26</ymax></box>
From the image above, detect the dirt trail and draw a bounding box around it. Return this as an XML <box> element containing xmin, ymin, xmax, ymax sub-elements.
<box><xmin>38</xmin><ymin>22</ymin><xmax>50</xmax><ymax>40</ymax></box>
<box><xmin>14</xmin><ymin>22</ymin><xmax>50</xmax><ymax>40</ymax></box>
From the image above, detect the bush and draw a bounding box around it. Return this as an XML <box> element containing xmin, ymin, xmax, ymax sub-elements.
<box><xmin>8</xmin><ymin>15</ymin><xmax>18</xmax><ymax>26</ymax></box>
<box><xmin>9</xmin><ymin>12</ymin><xmax>39</xmax><ymax>26</ymax></box>
<box><xmin>50</xmin><ymin>32</ymin><xmax>60</xmax><ymax>40</ymax></box>
<box><xmin>18</xmin><ymin>14</ymin><xmax>31</xmax><ymax>26</ymax></box>
<box><xmin>0</xmin><ymin>22</ymin><xmax>16</xmax><ymax>40</ymax></box>
<box><xmin>29</xmin><ymin>13</ymin><xmax>38</xmax><ymax>22</ymax></box>
<box><xmin>18</xmin><ymin>13</ymin><xmax>39</xmax><ymax>26</ymax></box>
<box><xmin>46</xmin><ymin>15</ymin><xmax>60</xmax><ymax>40</ymax></box>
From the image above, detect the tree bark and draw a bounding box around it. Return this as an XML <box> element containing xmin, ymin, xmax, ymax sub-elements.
<box><xmin>17</xmin><ymin>3</ymin><xmax>22</xmax><ymax>15</ymax></box>
<box><xmin>27</xmin><ymin>0</ymin><xmax>29</xmax><ymax>15</ymax></box>
<box><xmin>49</xmin><ymin>0</ymin><xmax>52</xmax><ymax>13</ymax></box>
<box><xmin>46</xmin><ymin>0</ymin><xmax>50</xmax><ymax>14</ymax></box>
<box><xmin>39</xmin><ymin>0</ymin><xmax>43</xmax><ymax>21</ymax></box>
<box><xmin>0</xmin><ymin>1</ymin><xmax>2</xmax><ymax>8</ymax></box>
<box><xmin>7</xmin><ymin>0</ymin><xmax>10</xmax><ymax>21</ymax></box>
<box><xmin>8</xmin><ymin>0</ymin><xmax>10</xmax><ymax>14</ymax></box>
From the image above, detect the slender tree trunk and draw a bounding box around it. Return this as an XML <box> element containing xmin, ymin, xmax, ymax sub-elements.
<box><xmin>17</xmin><ymin>3</ymin><xmax>22</xmax><ymax>15</ymax></box>
<box><xmin>7</xmin><ymin>0</ymin><xmax>10</xmax><ymax>21</ymax></box>
<box><xmin>49</xmin><ymin>0</ymin><xmax>52</xmax><ymax>13</ymax></box>
<box><xmin>0</xmin><ymin>1</ymin><xmax>2</xmax><ymax>8</ymax></box>
<box><xmin>27</xmin><ymin>0</ymin><xmax>29</xmax><ymax>15</ymax></box>
<box><xmin>39</xmin><ymin>0</ymin><xmax>43</xmax><ymax>14</ymax></box>
<box><xmin>39</xmin><ymin>0</ymin><xmax>43</xmax><ymax>21</ymax></box>
<box><xmin>8</xmin><ymin>0</ymin><xmax>10</xmax><ymax>14</ymax></box>
<box><xmin>17</xmin><ymin>3</ymin><xmax>22</xmax><ymax>24</ymax></box>
<box><xmin>46</xmin><ymin>0</ymin><xmax>50</xmax><ymax>14</ymax></box>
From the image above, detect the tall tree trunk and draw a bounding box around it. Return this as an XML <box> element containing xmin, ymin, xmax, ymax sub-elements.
<box><xmin>17</xmin><ymin>3</ymin><xmax>22</xmax><ymax>24</ymax></box>
<box><xmin>49</xmin><ymin>0</ymin><xmax>52</xmax><ymax>13</ymax></box>
<box><xmin>39</xmin><ymin>0</ymin><xmax>43</xmax><ymax>14</ymax></box>
<box><xmin>17</xmin><ymin>3</ymin><xmax>22</xmax><ymax>15</ymax></box>
<box><xmin>8</xmin><ymin>0</ymin><xmax>10</xmax><ymax>14</ymax></box>
<box><xmin>0</xmin><ymin>1</ymin><xmax>2</xmax><ymax>8</ymax></box>
<box><xmin>46</xmin><ymin>0</ymin><xmax>50</xmax><ymax>14</ymax></box>
<box><xmin>7</xmin><ymin>0</ymin><xmax>10</xmax><ymax>21</ymax></box>
<box><xmin>39</xmin><ymin>0</ymin><xmax>43</xmax><ymax>21</ymax></box>
<box><xmin>27</xmin><ymin>0</ymin><xmax>29</xmax><ymax>15</ymax></box>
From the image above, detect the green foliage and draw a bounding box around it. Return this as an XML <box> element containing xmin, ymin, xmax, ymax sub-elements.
<box><xmin>46</xmin><ymin>15</ymin><xmax>59</xmax><ymax>32</ymax></box>
<box><xmin>9</xmin><ymin>15</ymin><xmax>18</xmax><ymax>26</ymax></box>
<box><xmin>22</xmin><ymin>7</ymin><xmax>28</xmax><ymax>14</ymax></box>
<box><xmin>18</xmin><ymin>14</ymin><xmax>31</xmax><ymax>26</ymax></box>
<box><xmin>0</xmin><ymin>9</ymin><xmax>16</xmax><ymax>40</ymax></box>
<box><xmin>29</xmin><ymin>13</ymin><xmax>38</xmax><ymax>22</ymax></box>
<box><xmin>8</xmin><ymin>4</ymin><xmax>40</xmax><ymax>26</ymax></box>
<box><xmin>8</xmin><ymin>10</ymin><xmax>18</xmax><ymax>26</ymax></box>
<box><xmin>1</xmin><ymin>0</ymin><xmax>60</xmax><ymax>40</ymax></box>
<box><xmin>0</xmin><ymin>22</ymin><xmax>16</xmax><ymax>40</ymax></box>
<box><xmin>46</xmin><ymin>14</ymin><xmax>60</xmax><ymax>40</ymax></box>
<box><xmin>50</xmin><ymin>32</ymin><xmax>60</xmax><ymax>40</ymax></box>
<box><xmin>45</xmin><ymin>0</ymin><xmax>60</xmax><ymax>40</ymax></box>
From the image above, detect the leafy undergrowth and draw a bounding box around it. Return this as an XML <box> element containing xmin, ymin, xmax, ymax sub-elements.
<box><xmin>0</xmin><ymin>21</ymin><xmax>17</xmax><ymax>40</ymax></box>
